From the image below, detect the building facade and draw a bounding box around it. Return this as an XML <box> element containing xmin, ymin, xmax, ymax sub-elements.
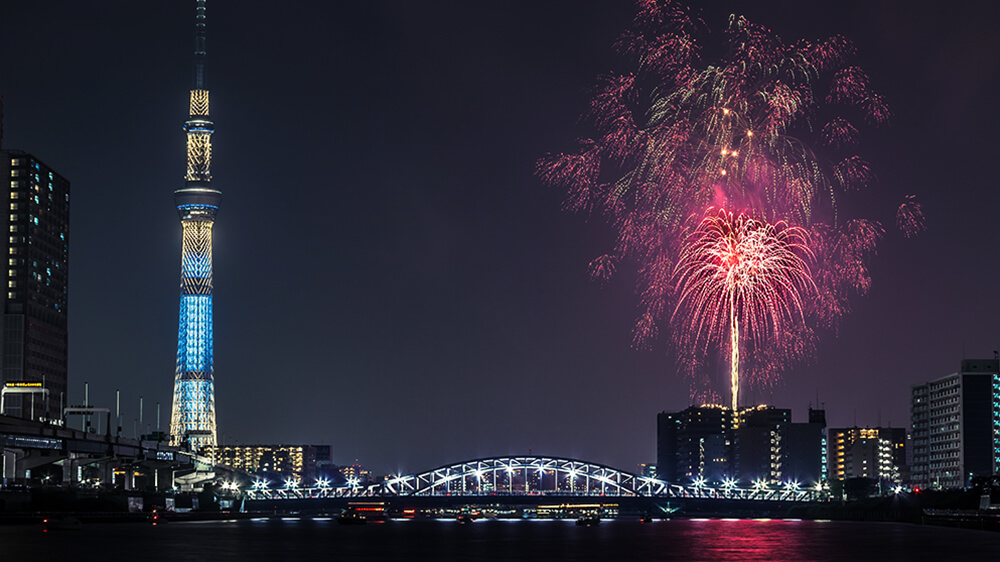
<box><xmin>733</xmin><ymin>405</ymin><xmax>826</xmax><ymax>485</ymax></box>
<box><xmin>656</xmin><ymin>405</ymin><xmax>733</xmax><ymax>482</ymax></box>
<box><xmin>170</xmin><ymin>0</ymin><xmax>222</xmax><ymax>450</ymax></box>
<box><xmin>910</xmin><ymin>359</ymin><xmax>1000</xmax><ymax>489</ymax></box>
<box><xmin>0</xmin><ymin>149</ymin><xmax>69</xmax><ymax>421</ymax></box>
<box><xmin>656</xmin><ymin>404</ymin><xmax>826</xmax><ymax>486</ymax></box>
<box><xmin>828</xmin><ymin>427</ymin><xmax>905</xmax><ymax>483</ymax></box>
<box><xmin>208</xmin><ymin>444</ymin><xmax>332</xmax><ymax>483</ymax></box>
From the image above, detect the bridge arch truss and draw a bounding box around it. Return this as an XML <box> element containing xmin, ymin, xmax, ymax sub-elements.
<box><xmin>245</xmin><ymin>456</ymin><xmax>824</xmax><ymax>502</ymax></box>
<box><xmin>376</xmin><ymin>456</ymin><xmax>673</xmax><ymax>497</ymax></box>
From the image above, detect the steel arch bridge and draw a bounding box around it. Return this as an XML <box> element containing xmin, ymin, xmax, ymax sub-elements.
<box><xmin>244</xmin><ymin>456</ymin><xmax>824</xmax><ymax>503</ymax></box>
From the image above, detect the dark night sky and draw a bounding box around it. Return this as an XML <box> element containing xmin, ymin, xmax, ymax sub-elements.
<box><xmin>2</xmin><ymin>1</ymin><xmax>999</xmax><ymax>476</ymax></box>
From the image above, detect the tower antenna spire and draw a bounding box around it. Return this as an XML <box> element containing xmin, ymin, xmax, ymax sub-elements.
<box><xmin>193</xmin><ymin>0</ymin><xmax>207</xmax><ymax>89</ymax></box>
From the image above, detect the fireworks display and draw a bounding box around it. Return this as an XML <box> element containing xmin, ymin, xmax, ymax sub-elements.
<box><xmin>673</xmin><ymin>211</ymin><xmax>814</xmax><ymax>411</ymax></box>
<box><xmin>537</xmin><ymin>0</ymin><xmax>922</xmax><ymax>406</ymax></box>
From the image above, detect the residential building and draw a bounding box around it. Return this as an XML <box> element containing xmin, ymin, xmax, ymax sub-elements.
<box><xmin>0</xmin><ymin>149</ymin><xmax>70</xmax><ymax>421</ymax></box>
<box><xmin>828</xmin><ymin>427</ymin><xmax>906</xmax><ymax>483</ymax></box>
<box><xmin>910</xmin><ymin>359</ymin><xmax>1000</xmax><ymax>489</ymax></box>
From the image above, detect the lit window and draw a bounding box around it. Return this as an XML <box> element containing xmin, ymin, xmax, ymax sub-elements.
<box><xmin>7</xmin><ymin>281</ymin><xmax>14</xmax><ymax>288</ymax></box>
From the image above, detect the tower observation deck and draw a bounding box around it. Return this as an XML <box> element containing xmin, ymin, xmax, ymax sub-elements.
<box><xmin>170</xmin><ymin>0</ymin><xmax>220</xmax><ymax>449</ymax></box>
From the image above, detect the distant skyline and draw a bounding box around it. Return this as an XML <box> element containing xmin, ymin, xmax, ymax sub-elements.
<box><xmin>2</xmin><ymin>1</ymin><xmax>999</xmax><ymax>474</ymax></box>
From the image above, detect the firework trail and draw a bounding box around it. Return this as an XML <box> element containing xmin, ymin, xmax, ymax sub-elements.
<box><xmin>537</xmin><ymin>0</ymin><xmax>915</xmax><ymax>406</ymax></box>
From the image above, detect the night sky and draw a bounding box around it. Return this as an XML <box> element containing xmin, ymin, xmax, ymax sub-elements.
<box><xmin>2</xmin><ymin>1</ymin><xmax>999</xmax><ymax>476</ymax></box>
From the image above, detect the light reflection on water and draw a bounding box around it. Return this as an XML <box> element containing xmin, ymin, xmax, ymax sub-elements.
<box><xmin>5</xmin><ymin>517</ymin><xmax>1000</xmax><ymax>561</ymax></box>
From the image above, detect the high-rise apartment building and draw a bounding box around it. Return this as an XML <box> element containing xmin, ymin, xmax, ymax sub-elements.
<box><xmin>0</xmin><ymin>149</ymin><xmax>69</xmax><ymax>420</ymax></box>
<box><xmin>910</xmin><ymin>359</ymin><xmax>1000</xmax><ymax>489</ymax></box>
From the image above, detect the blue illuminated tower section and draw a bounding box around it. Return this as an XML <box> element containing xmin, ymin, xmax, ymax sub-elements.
<box><xmin>170</xmin><ymin>0</ymin><xmax>220</xmax><ymax>449</ymax></box>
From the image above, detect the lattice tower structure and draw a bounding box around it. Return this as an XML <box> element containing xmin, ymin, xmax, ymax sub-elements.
<box><xmin>170</xmin><ymin>0</ymin><xmax>221</xmax><ymax>449</ymax></box>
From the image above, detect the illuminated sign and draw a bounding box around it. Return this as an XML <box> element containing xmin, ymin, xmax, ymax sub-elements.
<box><xmin>146</xmin><ymin>450</ymin><xmax>175</xmax><ymax>461</ymax></box>
<box><xmin>4</xmin><ymin>381</ymin><xmax>42</xmax><ymax>388</ymax></box>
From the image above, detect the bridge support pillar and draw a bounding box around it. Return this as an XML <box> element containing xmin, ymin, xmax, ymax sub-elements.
<box><xmin>2</xmin><ymin>448</ymin><xmax>18</xmax><ymax>485</ymax></box>
<box><xmin>121</xmin><ymin>464</ymin><xmax>133</xmax><ymax>491</ymax></box>
<box><xmin>59</xmin><ymin>454</ymin><xmax>81</xmax><ymax>486</ymax></box>
<box><xmin>99</xmin><ymin>459</ymin><xmax>114</xmax><ymax>489</ymax></box>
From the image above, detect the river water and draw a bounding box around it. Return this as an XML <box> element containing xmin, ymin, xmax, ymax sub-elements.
<box><xmin>4</xmin><ymin>517</ymin><xmax>999</xmax><ymax>561</ymax></box>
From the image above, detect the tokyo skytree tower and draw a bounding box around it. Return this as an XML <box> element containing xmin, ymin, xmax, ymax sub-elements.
<box><xmin>170</xmin><ymin>0</ymin><xmax>221</xmax><ymax>449</ymax></box>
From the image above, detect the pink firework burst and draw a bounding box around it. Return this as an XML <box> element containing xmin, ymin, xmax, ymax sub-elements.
<box><xmin>896</xmin><ymin>195</ymin><xmax>926</xmax><ymax>238</ymax></box>
<box><xmin>672</xmin><ymin>210</ymin><xmax>815</xmax><ymax>411</ymax></box>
